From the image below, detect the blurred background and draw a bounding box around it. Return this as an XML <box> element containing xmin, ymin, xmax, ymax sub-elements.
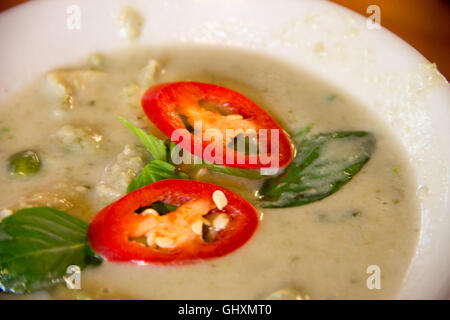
<box><xmin>1</xmin><ymin>0</ymin><xmax>449</xmax><ymax>79</ymax></box>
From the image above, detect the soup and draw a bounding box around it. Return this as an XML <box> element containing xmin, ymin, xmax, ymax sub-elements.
<box><xmin>0</xmin><ymin>46</ymin><xmax>419</xmax><ymax>299</ymax></box>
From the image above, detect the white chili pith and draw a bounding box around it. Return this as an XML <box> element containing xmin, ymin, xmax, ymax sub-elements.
<box><xmin>212</xmin><ymin>190</ymin><xmax>228</xmax><ymax>210</ymax></box>
<box><xmin>141</xmin><ymin>191</ymin><xmax>231</xmax><ymax>248</ymax></box>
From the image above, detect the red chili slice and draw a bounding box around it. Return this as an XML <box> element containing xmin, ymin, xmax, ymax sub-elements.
<box><xmin>88</xmin><ymin>179</ymin><xmax>259</xmax><ymax>265</ymax></box>
<box><xmin>141</xmin><ymin>81</ymin><xmax>293</xmax><ymax>169</ymax></box>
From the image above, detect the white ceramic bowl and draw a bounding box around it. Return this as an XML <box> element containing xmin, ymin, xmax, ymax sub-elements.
<box><xmin>0</xmin><ymin>0</ymin><xmax>449</xmax><ymax>299</ymax></box>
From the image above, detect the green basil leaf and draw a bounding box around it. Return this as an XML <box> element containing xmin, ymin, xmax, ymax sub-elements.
<box><xmin>206</xmin><ymin>163</ymin><xmax>264</xmax><ymax>180</ymax></box>
<box><xmin>166</xmin><ymin>139</ymin><xmax>177</xmax><ymax>165</ymax></box>
<box><xmin>166</xmin><ymin>138</ymin><xmax>262</xmax><ymax>180</ymax></box>
<box><xmin>127</xmin><ymin>159</ymin><xmax>183</xmax><ymax>193</ymax></box>
<box><xmin>136</xmin><ymin>202</ymin><xmax>179</xmax><ymax>216</ymax></box>
<box><xmin>0</xmin><ymin>207</ymin><xmax>102</xmax><ymax>294</ymax></box>
<box><xmin>259</xmin><ymin>130</ymin><xmax>376</xmax><ymax>208</ymax></box>
<box><xmin>148</xmin><ymin>202</ymin><xmax>178</xmax><ymax>215</ymax></box>
<box><xmin>118</xmin><ymin>116</ymin><xmax>167</xmax><ymax>161</ymax></box>
<box><xmin>292</xmin><ymin>124</ymin><xmax>313</xmax><ymax>143</ymax></box>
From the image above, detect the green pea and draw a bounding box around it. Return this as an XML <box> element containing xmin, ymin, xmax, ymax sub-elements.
<box><xmin>8</xmin><ymin>150</ymin><xmax>41</xmax><ymax>177</ymax></box>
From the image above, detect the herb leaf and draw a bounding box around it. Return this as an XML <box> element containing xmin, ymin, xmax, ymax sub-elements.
<box><xmin>118</xmin><ymin>116</ymin><xmax>167</xmax><ymax>161</ymax></box>
<box><xmin>206</xmin><ymin>163</ymin><xmax>264</xmax><ymax>179</ymax></box>
<box><xmin>259</xmin><ymin>130</ymin><xmax>376</xmax><ymax>208</ymax></box>
<box><xmin>121</xmin><ymin>117</ymin><xmax>263</xmax><ymax>186</ymax></box>
<box><xmin>148</xmin><ymin>202</ymin><xmax>178</xmax><ymax>215</ymax></box>
<box><xmin>127</xmin><ymin>159</ymin><xmax>184</xmax><ymax>193</ymax></box>
<box><xmin>135</xmin><ymin>201</ymin><xmax>179</xmax><ymax>215</ymax></box>
<box><xmin>0</xmin><ymin>207</ymin><xmax>102</xmax><ymax>294</ymax></box>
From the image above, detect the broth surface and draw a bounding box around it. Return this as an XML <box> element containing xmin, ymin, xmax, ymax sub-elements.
<box><xmin>0</xmin><ymin>46</ymin><xmax>420</xmax><ymax>299</ymax></box>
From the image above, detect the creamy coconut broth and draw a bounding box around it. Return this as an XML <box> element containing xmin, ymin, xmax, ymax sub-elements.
<box><xmin>0</xmin><ymin>47</ymin><xmax>419</xmax><ymax>299</ymax></box>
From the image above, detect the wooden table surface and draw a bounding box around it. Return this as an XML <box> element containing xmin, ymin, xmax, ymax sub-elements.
<box><xmin>1</xmin><ymin>0</ymin><xmax>449</xmax><ymax>79</ymax></box>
